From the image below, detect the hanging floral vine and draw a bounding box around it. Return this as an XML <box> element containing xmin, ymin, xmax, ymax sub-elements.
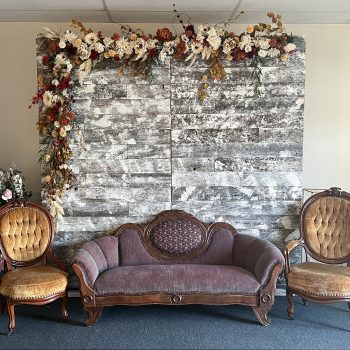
<box><xmin>30</xmin><ymin>12</ymin><xmax>296</xmax><ymax>218</ymax></box>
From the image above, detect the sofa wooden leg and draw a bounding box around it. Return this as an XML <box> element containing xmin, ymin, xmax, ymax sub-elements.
<box><xmin>6</xmin><ymin>300</ymin><xmax>15</xmax><ymax>335</ymax></box>
<box><xmin>287</xmin><ymin>290</ymin><xmax>295</xmax><ymax>320</ymax></box>
<box><xmin>253</xmin><ymin>306</ymin><xmax>271</xmax><ymax>326</ymax></box>
<box><xmin>302</xmin><ymin>298</ymin><xmax>308</xmax><ymax>306</ymax></box>
<box><xmin>84</xmin><ymin>307</ymin><xmax>103</xmax><ymax>327</ymax></box>
<box><xmin>61</xmin><ymin>293</ymin><xmax>68</xmax><ymax>320</ymax></box>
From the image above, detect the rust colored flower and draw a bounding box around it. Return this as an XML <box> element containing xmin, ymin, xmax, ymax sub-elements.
<box><xmin>237</xmin><ymin>50</ymin><xmax>246</xmax><ymax>61</ymax></box>
<box><xmin>156</xmin><ymin>28</ymin><xmax>172</xmax><ymax>41</ymax></box>
<box><xmin>269</xmin><ymin>38</ymin><xmax>278</xmax><ymax>47</ymax></box>
<box><xmin>112</xmin><ymin>33</ymin><xmax>120</xmax><ymax>41</ymax></box>
<box><xmin>61</xmin><ymin>118</ymin><xmax>70</xmax><ymax>126</ymax></box>
<box><xmin>141</xmin><ymin>34</ymin><xmax>149</xmax><ymax>41</ymax></box>
<box><xmin>48</xmin><ymin>41</ymin><xmax>59</xmax><ymax>54</ymax></box>
<box><xmin>175</xmin><ymin>41</ymin><xmax>187</xmax><ymax>59</ymax></box>
<box><xmin>228</xmin><ymin>32</ymin><xmax>236</xmax><ymax>38</ymax></box>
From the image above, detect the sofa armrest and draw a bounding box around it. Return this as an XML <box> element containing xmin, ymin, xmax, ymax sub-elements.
<box><xmin>233</xmin><ymin>234</ymin><xmax>284</xmax><ymax>286</ymax></box>
<box><xmin>72</xmin><ymin>236</ymin><xmax>119</xmax><ymax>287</ymax></box>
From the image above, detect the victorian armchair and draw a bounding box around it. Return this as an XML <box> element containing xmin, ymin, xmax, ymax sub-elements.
<box><xmin>284</xmin><ymin>188</ymin><xmax>350</xmax><ymax>320</ymax></box>
<box><xmin>0</xmin><ymin>201</ymin><xmax>68</xmax><ymax>334</ymax></box>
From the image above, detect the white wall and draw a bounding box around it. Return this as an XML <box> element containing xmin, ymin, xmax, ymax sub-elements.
<box><xmin>0</xmin><ymin>22</ymin><xmax>349</xmax><ymax>201</ymax></box>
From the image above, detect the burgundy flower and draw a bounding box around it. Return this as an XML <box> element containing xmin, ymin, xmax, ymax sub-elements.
<box><xmin>269</xmin><ymin>38</ymin><xmax>278</xmax><ymax>47</ymax></box>
<box><xmin>112</xmin><ymin>33</ymin><xmax>120</xmax><ymax>41</ymax></box>
<box><xmin>41</xmin><ymin>55</ymin><xmax>49</xmax><ymax>65</ymax></box>
<box><xmin>185</xmin><ymin>25</ymin><xmax>195</xmax><ymax>38</ymax></box>
<box><xmin>90</xmin><ymin>50</ymin><xmax>99</xmax><ymax>60</ymax></box>
<box><xmin>147</xmin><ymin>48</ymin><xmax>157</xmax><ymax>59</ymax></box>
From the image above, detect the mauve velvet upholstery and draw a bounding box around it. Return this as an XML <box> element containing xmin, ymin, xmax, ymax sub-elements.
<box><xmin>73</xmin><ymin>224</ymin><xmax>284</xmax><ymax>295</ymax></box>
<box><xmin>118</xmin><ymin>227</ymin><xmax>235</xmax><ymax>266</ymax></box>
<box><xmin>94</xmin><ymin>265</ymin><xmax>260</xmax><ymax>295</ymax></box>
<box><xmin>233</xmin><ymin>234</ymin><xmax>284</xmax><ymax>285</ymax></box>
<box><xmin>73</xmin><ymin>236</ymin><xmax>119</xmax><ymax>285</ymax></box>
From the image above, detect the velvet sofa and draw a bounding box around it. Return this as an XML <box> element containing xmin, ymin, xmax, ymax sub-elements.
<box><xmin>72</xmin><ymin>210</ymin><xmax>284</xmax><ymax>326</ymax></box>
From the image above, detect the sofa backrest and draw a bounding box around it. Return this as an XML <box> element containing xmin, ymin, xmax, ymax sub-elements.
<box><xmin>115</xmin><ymin>210</ymin><xmax>237</xmax><ymax>266</ymax></box>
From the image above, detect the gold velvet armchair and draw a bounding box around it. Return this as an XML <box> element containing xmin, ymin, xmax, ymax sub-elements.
<box><xmin>284</xmin><ymin>187</ymin><xmax>350</xmax><ymax>320</ymax></box>
<box><xmin>0</xmin><ymin>200</ymin><xmax>68</xmax><ymax>334</ymax></box>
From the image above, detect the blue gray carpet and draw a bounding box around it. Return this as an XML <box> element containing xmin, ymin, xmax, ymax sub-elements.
<box><xmin>0</xmin><ymin>296</ymin><xmax>349</xmax><ymax>349</ymax></box>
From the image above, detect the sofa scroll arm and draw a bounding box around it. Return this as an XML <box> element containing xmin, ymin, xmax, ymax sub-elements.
<box><xmin>71</xmin><ymin>262</ymin><xmax>96</xmax><ymax>306</ymax></box>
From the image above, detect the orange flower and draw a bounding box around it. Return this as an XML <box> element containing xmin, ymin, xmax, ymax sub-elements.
<box><xmin>156</xmin><ymin>28</ymin><xmax>172</xmax><ymax>41</ymax></box>
<box><xmin>48</xmin><ymin>41</ymin><xmax>59</xmax><ymax>54</ymax></box>
<box><xmin>175</xmin><ymin>41</ymin><xmax>187</xmax><ymax>59</ymax></box>
<box><xmin>129</xmin><ymin>33</ymin><xmax>138</xmax><ymax>41</ymax></box>
<box><xmin>237</xmin><ymin>50</ymin><xmax>246</xmax><ymax>61</ymax></box>
<box><xmin>246</xmin><ymin>25</ymin><xmax>254</xmax><ymax>34</ymax></box>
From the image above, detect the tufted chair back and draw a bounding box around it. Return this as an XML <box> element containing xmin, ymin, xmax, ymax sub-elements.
<box><xmin>0</xmin><ymin>201</ymin><xmax>53</xmax><ymax>266</ymax></box>
<box><xmin>301</xmin><ymin>188</ymin><xmax>350</xmax><ymax>263</ymax></box>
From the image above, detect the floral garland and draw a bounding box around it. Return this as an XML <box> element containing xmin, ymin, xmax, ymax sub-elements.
<box><xmin>30</xmin><ymin>12</ymin><xmax>296</xmax><ymax>219</ymax></box>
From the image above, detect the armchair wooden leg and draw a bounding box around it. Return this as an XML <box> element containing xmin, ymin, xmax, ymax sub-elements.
<box><xmin>302</xmin><ymin>298</ymin><xmax>308</xmax><ymax>306</ymax></box>
<box><xmin>61</xmin><ymin>292</ymin><xmax>68</xmax><ymax>320</ymax></box>
<box><xmin>6</xmin><ymin>299</ymin><xmax>15</xmax><ymax>335</ymax></box>
<box><xmin>286</xmin><ymin>290</ymin><xmax>295</xmax><ymax>320</ymax></box>
<box><xmin>253</xmin><ymin>306</ymin><xmax>272</xmax><ymax>326</ymax></box>
<box><xmin>347</xmin><ymin>302</ymin><xmax>350</xmax><ymax>310</ymax></box>
<box><xmin>84</xmin><ymin>306</ymin><xmax>103</xmax><ymax>327</ymax></box>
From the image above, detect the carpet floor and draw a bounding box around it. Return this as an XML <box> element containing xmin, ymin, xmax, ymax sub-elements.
<box><xmin>0</xmin><ymin>296</ymin><xmax>349</xmax><ymax>349</ymax></box>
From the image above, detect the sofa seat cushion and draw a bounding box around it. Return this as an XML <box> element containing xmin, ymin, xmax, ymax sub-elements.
<box><xmin>0</xmin><ymin>266</ymin><xmax>68</xmax><ymax>300</ymax></box>
<box><xmin>94</xmin><ymin>264</ymin><xmax>260</xmax><ymax>295</ymax></box>
<box><xmin>288</xmin><ymin>262</ymin><xmax>350</xmax><ymax>297</ymax></box>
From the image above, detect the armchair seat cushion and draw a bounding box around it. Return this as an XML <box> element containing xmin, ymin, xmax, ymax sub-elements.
<box><xmin>94</xmin><ymin>264</ymin><xmax>260</xmax><ymax>295</ymax></box>
<box><xmin>288</xmin><ymin>262</ymin><xmax>350</xmax><ymax>297</ymax></box>
<box><xmin>0</xmin><ymin>266</ymin><xmax>68</xmax><ymax>300</ymax></box>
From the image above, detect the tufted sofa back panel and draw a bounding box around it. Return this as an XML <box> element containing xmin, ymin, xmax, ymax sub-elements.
<box><xmin>0</xmin><ymin>207</ymin><xmax>50</xmax><ymax>262</ymax></box>
<box><xmin>303</xmin><ymin>196</ymin><xmax>350</xmax><ymax>260</ymax></box>
<box><xmin>118</xmin><ymin>226</ymin><xmax>235</xmax><ymax>266</ymax></box>
<box><xmin>148</xmin><ymin>217</ymin><xmax>204</xmax><ymax>256</ymax></box>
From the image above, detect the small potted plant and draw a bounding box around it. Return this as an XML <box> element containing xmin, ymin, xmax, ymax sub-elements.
<box><xmin>0</xmin><ymin>164</ymin><xmax>32</xmax><ymax>206</ymax></box>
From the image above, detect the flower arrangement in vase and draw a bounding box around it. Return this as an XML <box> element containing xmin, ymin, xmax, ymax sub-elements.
<box><xmin>0</xmin><ymin>164</ymin><xmax>32</xmax><ymax>206</ymax></box>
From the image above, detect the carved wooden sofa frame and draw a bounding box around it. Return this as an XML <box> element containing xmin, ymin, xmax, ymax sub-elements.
<box><xmin>72</xmin><ymin>210</ymin><xmax>284</xmax><ymax>327</ymax></box>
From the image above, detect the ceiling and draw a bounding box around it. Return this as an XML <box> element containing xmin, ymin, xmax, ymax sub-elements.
<box><xmin>1</xmin><ymin>0</ymin><xmax>350</xmax><ymax>24</ymax></box>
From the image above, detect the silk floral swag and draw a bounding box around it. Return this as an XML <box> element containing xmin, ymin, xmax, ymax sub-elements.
<box><xmin>30</xmin><ymin>12</ymin><xmax>296</xmax><ymax>219</ymax></box>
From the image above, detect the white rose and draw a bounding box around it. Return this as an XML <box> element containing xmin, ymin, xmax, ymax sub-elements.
<box><xmin>43</xmin><ymin>91</ymin><xmax>54</xmax><ymax>107</ymax></box>
<box><xmin>268</xmin><ymin>47</ymin><xmax>280</xmax><ymax>58</ymax></box>
<box><xmin>54</xmin><ymin>120</ymin><xmax>60</xmax><ymax>128</ymax></box>
<box><xmin>258</xmin><ymin>49</ymin><xmax>268</xmax><ymax>58</ymax></box>
<box><xmin>283</xmin><ymin>43</ymin><xmax>296</xmax><ymax>53</ymax></box>
<box><xmin>58</xmin><ymin>40</ymin><xmax>66</xmax><ymax>49</ymax></box>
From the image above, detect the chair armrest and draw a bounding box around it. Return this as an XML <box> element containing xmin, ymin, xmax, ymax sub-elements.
<box><xmin>233</xmin><ymin>234</ymin><xmax>285</xmax><ymax>286</ymax></box>
<box><xmin>71</xmin><ymin>236</ymin><xmax>119</xmax><ymax>287</ymax></box>
<box><xmin>283</xmin><ymin>239</ymin><xmax>302</xmax><ymax>274</ymax></box>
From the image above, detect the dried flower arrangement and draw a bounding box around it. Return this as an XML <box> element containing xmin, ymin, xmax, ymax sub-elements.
<box><xmin>0</xmin><ymin>164</ymin><xmax>32</xmax><ymax>205</ymax></box>
<box><xmin>30</xmin><ymin>12</ymin><xmax>296</xmax><ymax>218</ymax></box>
